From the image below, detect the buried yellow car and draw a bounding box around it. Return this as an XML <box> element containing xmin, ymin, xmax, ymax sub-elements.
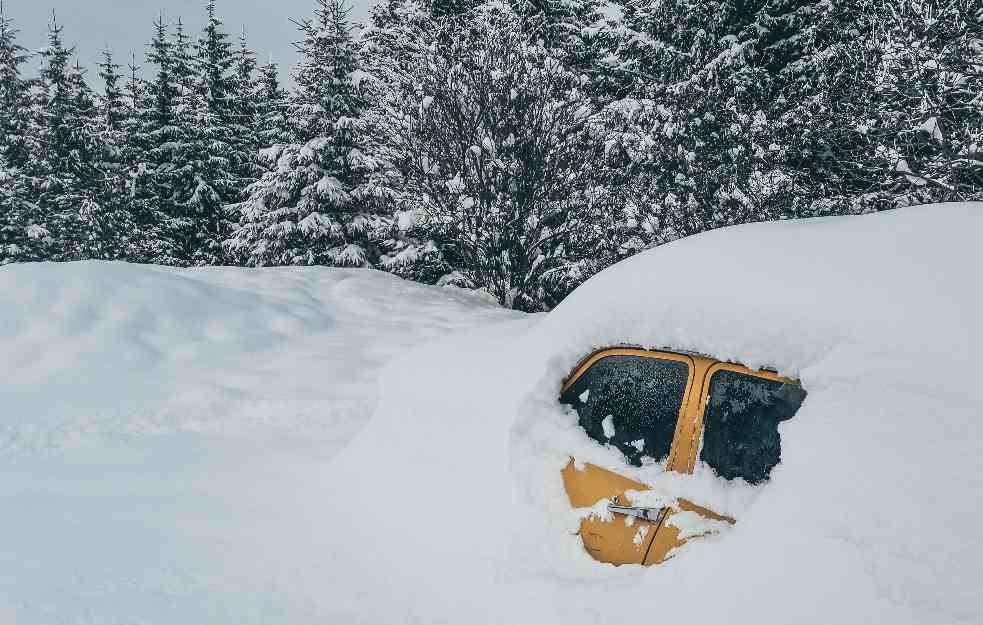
<box><xmin>559</xmin><ymin>347</ymin><xmax>806</xmax><ymax>565</ymax></box>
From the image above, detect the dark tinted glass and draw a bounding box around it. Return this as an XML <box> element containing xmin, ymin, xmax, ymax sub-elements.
<box><xmin>699</xmin><ymin>370</ymin><xmax>807</xmax><ymax>484</ymax></box>
<box><xmin>560</xmin><ymin>355</ymin><xmax>689</xmax><ymax>466</ymax></box>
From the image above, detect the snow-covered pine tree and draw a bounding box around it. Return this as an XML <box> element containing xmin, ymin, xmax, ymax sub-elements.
<box><xmin>141</xmin><ymin>16</ymin><xmax>180</xmax><ymax>166</ymax></box>
<box><xmin>602</xmin><ymin>0</ymin><xmax>809</xmax><ymax>243</ymax></box>
<box><xmin>171</xmin><ymin>18</ymin><xmax>197</xmax><ymax>111</ymax></box>
<box><xmin>64</xmin><ymin>60</ymin><xmax>106</xmax><ymax>259</ymax></box>
<box><xmin>119</xmin><ymin>54</ymin><xmax>173</xmax><ymax>262</ymax></box>
<box><xmin>0</xmin><ymin>1</ymin><xmax>46</xmax><ymax>263</ymax></box>
<box><xmin>365</xmin><ymin>0</ymin><xmax>433</xmax><ymax>57</ymax></box>
<box><xmin>183</xmin><ymin>1</ymin><xmax>241</xmax><ymax>265</ymax></box>
<box><xmin>746</xmin><ymin>0</ymin><xmax>982</xmax><ymax>215</ymax></box>
<box><xmin>509</xmin><ymin>0</ymin><xmax>607</xmax><ymax>78</ymax></box>
<box><xmin>130</xmin><ymin>15</ymin><xmax>189</xmax><ymax>265</ymax></box>
<box><xmin>30</xmin><ymin>15</ymin><xmax>75</xmax><ymax>254</ymax></box>
<box><xmin>168</xmin><ymin>16</ymin><xmax>204</xmax><ymax>262</ymax></box>
<box><xmin>231</xmin><ymin>29</ymin><xmax>263</xmax><ymax>182</ymax></box>
<box><xmin>864</xmin><ymin>0</ymin><xmax>983</xmax><ymax>205</ymax></box>
<box><xmin>358</xmin><ymin>0</ymin><xmax>444</xmax><ymax>281</ymax></box>
<box><xmin>255</xmin><ymin>59</ymin><xmax>291</xmax><ymax>146</ymax></box>
<box><xmin>84</xmin><ymin>48</ymin><xmax>140</xmax><ymax>259</ymax></box>
<box><xmin>227</xmin><ymin>0</ymin><xmax>385</xmax><ymax>268</ymax></box>
<box><xmin>429</xmin><ymin>0</ymin><xmax>476</xmax><ymax>18</ymax></box>
<box><xmin>288</xmin><ymin>0</ymin><xmax>368</xmax><ymax>144</ymax></box>
<box><xmin>0</xmin><ymin>0</ymin><xmax>31</xmax><ymax>170</ymax></box>
<box><xmin>97</xmin><ymin>50</ymin><xmax>125</xmax><ymax>133</ymax></box>
<box><xmin>125</xmin><ymin>54</ymin><xmax>143</xmax><ymax>113</ymax></box>
<box><xmin>745</xmin><ymin>0</ymin><xmax>885</xmax><ymax>216</ymax></box>
<box><xmin>31</xmin><ymin>15</ymin><xmax>102</xmax><ymax>260</ymax></box>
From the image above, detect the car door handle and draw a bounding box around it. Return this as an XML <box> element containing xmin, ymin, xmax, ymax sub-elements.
<box><xmin>608</xmin><ymin>496</ymin><xmax>665</xmax><ymax>523</ymax></box>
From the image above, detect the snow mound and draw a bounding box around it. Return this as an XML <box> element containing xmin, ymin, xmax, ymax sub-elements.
<box><xmin>324</xmin><ymin>203</ymin><xmax>983</xmax><ymax>625</ymax></box>
<box><xmin>0</xmin><ymin>262</ymin><xmax>523</xmax><ymax>624</ymax></box>
<box><xmin>3</xmin><ymin>203</ymin><xmax>982</xmax><ymax>625</ymax></box>
<box><xmin>0</xmin><ymin>262</ymin><xmax>512</xmax><ymax>454</ymax></box>
<box><xmin>541</xmin><ymin>201</ymin><xmax>979</xmax><ymax>400</ymax></box>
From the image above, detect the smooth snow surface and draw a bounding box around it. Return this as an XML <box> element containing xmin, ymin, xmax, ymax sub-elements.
<box><xmin>323</xmin><ymin>203</ymin><xmax>982</xmax><ymax>625</ymax></box>
<box><xmin>3</xmin><ymin>203</ymin><xmax>983</xmax><ymax>625</ymax></box>
<box><xmin>0</xmin><ymin>263</ymin><xmax>524</xmax><ymax>624</ymax></box>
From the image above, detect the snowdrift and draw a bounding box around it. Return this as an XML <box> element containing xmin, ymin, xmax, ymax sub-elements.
<box><xmin>2</xmin><ymin>203</ymin><xmax>981</xmax><ymax>625</ymax></box>
<box><xmin>0</xmin><ymin>263</ymin><xmax>522</xmax><ymax>624</ymax></box>
<box><xmin>325</xmin><ymin>202</ymin><xmax>983</xmax><ymax>625</ymax></box>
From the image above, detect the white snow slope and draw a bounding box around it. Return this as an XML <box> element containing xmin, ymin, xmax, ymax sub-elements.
<box><xmin>3</xmin><ymin>202</ymin><xmax>982</xmax><ymax>625</ymax></box>
<box><xmin>0</xmin><ymin>264</ymin><xmax>526</xmax><ymax>624</ymax></box>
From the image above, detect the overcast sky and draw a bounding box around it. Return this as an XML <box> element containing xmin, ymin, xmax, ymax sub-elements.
<box><xmin>4</xmin><ymin>0</ymin><xmax>374</xmax><ymax>83</ymax></box>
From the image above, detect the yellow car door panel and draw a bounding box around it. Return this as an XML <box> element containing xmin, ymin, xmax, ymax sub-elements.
<box><xmin>643</xmin><ymin>498</ymin><xmax>736</xmax><ymax>565</ymax></box>
<box><xmin>561</xmin><ymin>461</ymin><xmax>661</xmax><ymax>565</ymax></box>
<box><xmin>559</xmin><ymin>350</ymin><xmax>695</xmax><ymax>564</ymax></box>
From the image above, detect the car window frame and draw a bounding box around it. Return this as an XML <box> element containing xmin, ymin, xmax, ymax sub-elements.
<box><xmin>683</xmin><ymin>362</ymin><xmax>800</xmax><ymax>474</ymax></box>
<box><xmin>562</xmin><ymin>349</ymin><xmax>802</xmax><ymax>475</ymax></box>
<box><xmin>561</xmin><ymin>348</ymin><xmax>698</xmax><ymax>470</ymax></box>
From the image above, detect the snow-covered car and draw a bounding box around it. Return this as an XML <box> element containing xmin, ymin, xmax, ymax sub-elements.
<box><xmin>322</xmin><ymin>202</ymin><xmax>982</xmax><ymax>625</ymax></box>
<box><xmin>558</xmin><ymin>347</ymin><xmax>806</xmax><ymax>565</ymax></box>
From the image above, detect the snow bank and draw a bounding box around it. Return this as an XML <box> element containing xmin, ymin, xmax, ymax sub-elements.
<box><xmin>323</xmin><ymin>203</ymin><xmax>983</xmax><ymax>625</ymax></box>
<box><xmin>0</xmin><ymin>262</ymin><xmax>522</xmax><ymax>624</ymax></box>
<box><xmin>0</xmin><ymin>262</ymin><xmax>512</xmax><ymax>454</ymax></box>
<box><xmin>3</xmin><ymin>203</ymin><xmax>981</xmax><ymax>625</ymax></box>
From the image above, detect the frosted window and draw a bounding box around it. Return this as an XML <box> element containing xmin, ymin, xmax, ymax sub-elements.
<box><xmin>561</xmin><ymin>356</ymin><xmax>688</xmax><ymax>466</ymax></box>
<box><xmin>699</xmin><ymin>370</ymin><xmax>807</xmax><ymax>484</ymax></box>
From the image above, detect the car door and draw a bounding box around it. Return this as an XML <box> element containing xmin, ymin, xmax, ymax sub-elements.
<box><xmin>559</xmin><ymin>349</ymin><xmax>697</xmax><ymax>565</ymax></box>
<box><xmin>643</xmin><ymin>362</ymin><xmax>807</xmax><ymax>565</ymax></box>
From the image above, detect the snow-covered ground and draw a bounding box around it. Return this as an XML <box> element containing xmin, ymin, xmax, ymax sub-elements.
<box><xmin>315</xmin><ymin>203</ymin><xmax>983</xmax><ymax>625</ymax></box>
<box><xmin>3</xmin><ymin>203</ymin><xmax>983</xmax><ymax>625</ymax></box>
<box><xmin>0</xmin><ymin>264</ymin><xmax>527</xmax><ymax>623</ymax></box>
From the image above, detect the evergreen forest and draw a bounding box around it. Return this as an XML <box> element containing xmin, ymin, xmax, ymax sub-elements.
<box><xmin>1</xmin><ymin>0</ymin><xmax>981</xmax><ymax>310</ymax></box>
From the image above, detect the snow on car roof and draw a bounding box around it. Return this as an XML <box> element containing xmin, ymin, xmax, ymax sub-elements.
<box><xmin>542</xmin><ymin>201</ymin><xmax>981</xmax><ymax>400</ymax></box>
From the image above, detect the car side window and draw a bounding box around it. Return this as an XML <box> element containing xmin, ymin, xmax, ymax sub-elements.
<box><xmin>560</xmin><ymin>356</ymin><xmax>689</xmax><ymax>466</ymax></box>
<box><xmin>699</xmin><ymin>370</ymin><xmax>807</xmax><ymax>484</ymax></box>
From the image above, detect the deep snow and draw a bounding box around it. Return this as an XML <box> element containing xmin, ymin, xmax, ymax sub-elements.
<box><xmin>0</xmin><ymin>263</ymin><xmax>525</xmax><ymax>623</ymax></box>
<box><xmin>3</xmin><ymin>203</ymin><xmax>982</xmax><ymax>625</ymax></box>
<box><xmin>321</xmin><ymin>202</ymin><xmax>983</xmax><ymax>625</ymax></box>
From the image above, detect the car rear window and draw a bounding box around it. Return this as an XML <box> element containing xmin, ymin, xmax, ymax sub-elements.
<box><xmin>699</xmin><ymin>370</ymin><xmax>807</xmax><ymax>484</ymax></box>
<box><xmin>560</xmin><ymin>356</ymin><xmax>689</xmax><ymax>466</ymax></box>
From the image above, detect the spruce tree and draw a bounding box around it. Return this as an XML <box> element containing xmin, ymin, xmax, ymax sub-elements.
<box><xmin>231</xmin><ymin>29</ymin><xmax>262</xmax><ymax>182</ymax></box>
<box><xmin>864</xmin><ymin>0</ymin><xmax>983</xmax><ymax>204</ymax></box>
<box><xmin>122</xmin><ymin>54</ymin><xmax>175</xmax><ymax>263</ymax></box>
<box><xmin>65</xmin><ymin>60</ymin><xmax>105</xmax><ymax>259</ymax></box>
<box><xmin>96</xmin><ymin>50</ymin><xmax>126</xmax><ymax>137</ymax></box>
<box><xmin>511</xmin><ymin>0</ymin><xmax>606</xmax><ymax>77</ymax></box>
<box><xmin>169</xmin><ymin>16</ymin><xmax>203</xmax><ymax>262</ymax></box>
<box><xmin>227</xmin><ymin>0</ymin><xmax>384</xmax><ymax>267</ymax></box>
<box><xmin>144</xmin><ymin>16</ymin><xmax>179</xmax><ymax>142</ymax></box>
<box><xmin>85</xmin><ymin>49</ymin><xmax>139</xmax><ymax>259</ymax></box>
<box><xmin>255</xmin><ymin>59</ymin><xmax>290</xmax><ymax>146</ymax></box>
<box><xmin>132</xmin><ymin>15</ymin><xmax>188</xmax><ymax>264</ymax></box>
<box><xmin>0</xmin><ymin>1</ymin><xmax>46</xmax><ymax>263</ymax></box>
<box><xmin>187</xmin><ymin>0</ymin><xmax>239</xmax><ymax>265</ymax></box>
<box><xmin>31</xmin><ymin>15</ymin><xmax>101</xmax><ymax>260</ymax></box>
<box><xmin>366</xmin><ymin>0</ymin><xmax>434</xmax><ymax>59</ymax></box>
<box><xmin>430</xmin><ymin>0</ymin><xmax>476</xmax><ymax>19</ymax></box>
<box><xmin>0</xmin><ymin>0</ymin><xmax>31</xmax><ymax>169</ymax></box>
<box><xmin>603</xmin><ymin>0</ymin><xmax>813</xmax><ymax>241</ymax></box>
